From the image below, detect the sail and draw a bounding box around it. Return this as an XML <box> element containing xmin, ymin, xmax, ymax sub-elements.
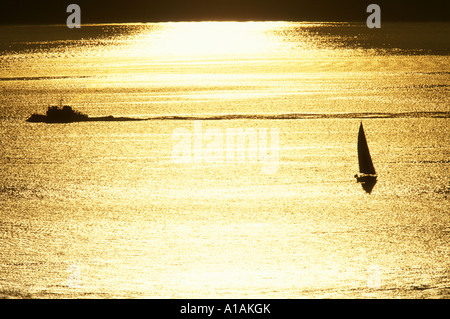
<box><xmin>357</xmin><ymin>123</ymin><xmax>376</xmax><ymax>175</ymax></box>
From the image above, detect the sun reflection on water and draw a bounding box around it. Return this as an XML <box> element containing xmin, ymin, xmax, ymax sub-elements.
<box><xmin>126</xmin><ymin>21</ymin><xmax>287</xmax><ymax>59</ymax></box>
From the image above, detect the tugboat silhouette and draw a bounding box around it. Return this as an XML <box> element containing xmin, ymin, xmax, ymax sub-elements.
<box><xmin>27</xmin><ymin>102</ymin><xmax>141</xmax><ymax>123</ymax></box>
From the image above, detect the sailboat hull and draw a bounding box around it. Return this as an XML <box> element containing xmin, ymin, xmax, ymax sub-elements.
<box><xmin>354</xmin><ymin>174</ymin><xmax>377</xmax><ymax>184</ymax></box>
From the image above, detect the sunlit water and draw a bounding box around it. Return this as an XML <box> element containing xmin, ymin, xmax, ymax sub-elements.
<box><xmin>0</xmin><ymin>22</ymin><xmax>449</xmax><ymax>298</ymax></box>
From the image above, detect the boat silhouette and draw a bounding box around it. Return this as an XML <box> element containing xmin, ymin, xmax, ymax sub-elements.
<box><xmin>27</xmin><ymin>105</ymin><xmax>88</xmax><ymax>123</ymax></box>
<box><xmin>27</xmin><ymin>105</ymin><xmax>143</xmax><ymax>123</ymax></box>
<box><xmin>354</xmin><ymin>122</ymin><xmax>377</xmax><ymax>193</ymax></box>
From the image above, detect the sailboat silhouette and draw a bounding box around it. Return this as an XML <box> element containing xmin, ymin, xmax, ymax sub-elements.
<box><xmin>354</xmin><ymin>122</ymin><xmax>377</xmax><ymax>193</ymax></box>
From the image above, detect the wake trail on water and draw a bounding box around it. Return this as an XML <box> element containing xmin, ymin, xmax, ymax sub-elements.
<box><xmin>147</xmin><ymin>111</ymin><xmax>450</xmax><ymax>121</ymax></box>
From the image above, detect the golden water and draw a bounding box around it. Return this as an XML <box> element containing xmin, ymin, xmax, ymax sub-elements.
<box><xmin>0</xmin><ymin>22</ymin><xmax>449</xmax><ymax>298</ymax></box>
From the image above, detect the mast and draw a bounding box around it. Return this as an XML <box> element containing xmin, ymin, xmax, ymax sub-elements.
<box><xmin>357</xmin><ymin>122</ymin><xmax>376</xmax><ymax>175</ymax></box>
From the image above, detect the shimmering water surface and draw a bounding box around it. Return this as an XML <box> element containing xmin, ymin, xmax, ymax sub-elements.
<box><xmin>0</xmin><ymin>22</ymin><xmax>449</xmax><ymax>298</ymax></box>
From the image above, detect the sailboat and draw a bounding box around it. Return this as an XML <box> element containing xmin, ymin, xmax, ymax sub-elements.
<box><xmin>354</xmin><ymin>122</ymin><xmax>377</xmax><ymax>193</ymax></box>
